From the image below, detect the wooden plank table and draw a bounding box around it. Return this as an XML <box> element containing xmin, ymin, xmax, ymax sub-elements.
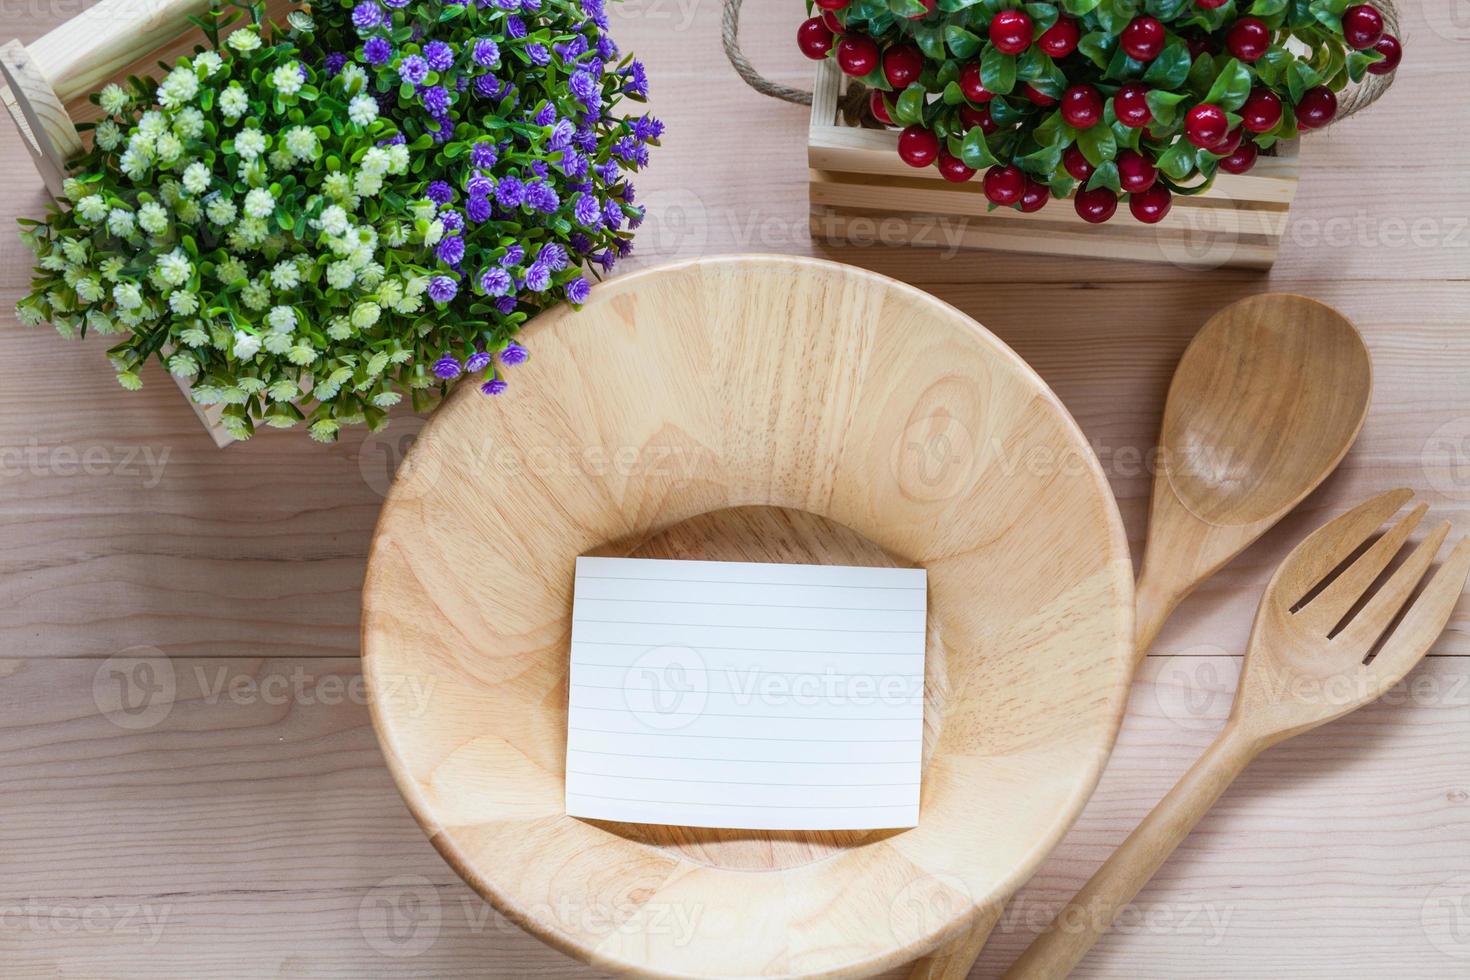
<box><xmin>1</xmin><ymin>3</ymin><xmax>1468</xmax><ymax>977</ymax></box>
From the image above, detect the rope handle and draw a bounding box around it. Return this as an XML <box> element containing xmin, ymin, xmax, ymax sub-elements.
<box><xmin>721</xmin><ymin>0</ymin><xmax>1398</xmax><ymax>130</ymax></box>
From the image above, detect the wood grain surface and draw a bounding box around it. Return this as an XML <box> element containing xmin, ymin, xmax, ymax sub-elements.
<box><xmin>2</xmin><ymin>1</ymin><xmax>1469</xmax><ymax>978</ymax></box>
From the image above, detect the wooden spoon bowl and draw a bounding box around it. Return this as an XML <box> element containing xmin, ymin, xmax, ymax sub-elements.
<box><xmin>361</xmin><ymin>255</ymin><xmax>1135</xmax><ymax>977</ymax></box>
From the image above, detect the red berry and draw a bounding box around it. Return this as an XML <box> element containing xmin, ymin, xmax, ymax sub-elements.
<box><xmin>813</xmin><ymin>0</ymin><xmax>848</xmax><ymax>9</ymax></box>
<box><xmin>1368</xmin><ymin>34</ymin><xmax>1401</xmax><ymax>74</ymax></box>
<box><xmin>835</xmin><ymin>34</ymin><xmax>879</xmax><ymax>77</ymax></box>
<box><xmin>1295</xmin><ymin>86</ymin><xmax>1338</xmax><ymax>130</ymax></box>
<box><xmin>1121</xmin><ymin>16</ymin><xmax>1165</xmax><ymax>61</ymax></box>
<box><xmin>869</xmin><ymin>89</ymin><xmax>893</xmax><ymax>125</ymax></box>
<box><xmin>938</xmin><ymin>152</ymin><xmax>977</xmax><ymax>183</ymax></box>
<box><xmin>897</xmin><ymin>125</ymin><xmax>940</xmax><ymax>167</ymax></box>
<box><xmin>1062</xmin><ymin>145</ymin><xmax>1094</xmax><ymax>181</ymax></box>
<box><xmin>1117</xmin><ymin>149</ymin><xmax>1157</xmax><ymax>194</ymax></box>
<box><xmin>1114</xmin><ymin>83</ymin><xmax>1153</xmax><ymax>129</ymax></box>
<box><xmin>906</xmin><ymin>0</ymin><xmax>936</xmax><ymax>19</ymax></box>
<box><xmin>1219</xmin><ymin>142</ymin><xmax>1258</xmax><ymax>174</ymax></box>
<box><xmin>797</xmin><ymin>18</ymin><xmax>835</xmax><ymax>60</ymax></box>
<box><xmin>1184</xmin><ymin>103</ymin><xmax>1228</xmax><ymax>149</ymax></box>
<box><xmin>1022</xmin><ymin>82</ymin><xmax>1056</xmax><ymax>107</ymax></box>
<box><xmin>1196</xmin><ymin>0</ymin><xmax>1229</xmax><ymax>8</ymax></box>
<box><xmin>990</xmin><ymin>10</ymin><xmax>1034</xmax><ymax>55</ymax></box>
<box><xmin>1074</xmin><ymin>187</ymin><xmax>1118</xmax><ymax>224</ymax></box>
<box><xmin>1226</xmin><ymin>17</ymin><xmax>1270</xmax><ymax>62</ymax></box>
<box><xmin>959</xmin><ymin>104</ymin><xmax>998</xmax><ymax>134</ymax></box>
<box><xmin>1342</xmin><ymin>4</ymin><xmax>1383</xmax><ymax>50</ymax></box>
<box><xmin>1019</xmin><ymin>179</ymin><xmax>1050</xmax><ymax>213</ymax></box>
<box><xmin>1212</xmin><ymin>125</ymin><xmax>1243</xmax><ymax>156</ymax></box>
<box><xmin>959</xmin><ymin>64</ymin><xmax>993</xmax><ymax>103</ymax></box>
<box><xmin>820</xmin><ymin>9</ymin><xmax>843</xmax><ymax>32</ymax></box>
<box><xmin>883</xmin><ymin>44</ymin><xmax>925</xmax><ymax>89</ymax></box>
<box><xmin>1038</xmin><ymin>18</ymin><xmax>1080</xmax><ymax>58</ymax></box>
<box><xmin>1241</xmin><ymin>88</ymin><xmax>1282</xmax><ymax>133</ymax></box>
<box><xmin>1129</xmin><ymin>184</ymin><xmax>1172</xmax><ymax>224</ymax></box>
<box><xmin>1060</xmin><ymin>85</ymin><xmax>1104</xmax><ymax>128</ymax></box>
<box><xmin>1219</xmin><ymin>143</ymin><xmax>1258</xmax><ymax>174</ymax></box>
<box><xmin>983</xmin><ymin>164</ymin><xmax>1025</xmax><ymax>205</ymax></box>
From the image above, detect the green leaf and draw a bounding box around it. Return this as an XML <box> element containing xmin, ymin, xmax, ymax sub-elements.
<box><xmin>1146</xmin><ymin>0</ymin><xmax>1190</xmax><ymax>19</ymax></box>
<box><xmin>890</xmin><ymin>0</ymin><xmax>929</xmax><ymax>15</ymax></box>
<box><xmin>1061</xmin><ymin>0</ymin><xmax>1103</xmax><ymax>14</ymax></box>
<box><xmin>1286</xmin><ymin>59</ymin><xmax>1322</xmax><ymax>104</ymax></box>
<box><xmin>895</xmin><ymin>84</ymin><xmax>927</xmax><ymax>124</ymax></box>
<box><xmin>942</xmin><ymin>80</ymin><xmax>966</xmax><ymax>105</ymax></box>
<box><xmin>1086</xmin><ymin>160</ymin><xmax>1121</xmax><ymax>192</ymax></box>
<box><xmin>959</xmin><ymin>126</ymin><xmax>1002</xmax><ymax>170</ymax></box>
<box><xmin>914</xmin><ymin>25</ymin><xmax>947</xmax><ymax>60</ymax></box>
<box><xmin>1077</xmin><ymin>123</ymin><xmax>1117</xmax><ymax>166</ymax></box>
<box><xmin>1025</xmin><ymin>3</ymin><xmax>1060</xmax><ymax>30</ymax></box>
<box><xmin>1077</xmin><ymin>31</ymin><xmax>1115</xmax><ymax>70</ymax></box>
<box><xmin>1155</xmin><ymin>138</ymin><xmax>1196</xmax><ymax>181</ymax></box>
<box><xmin>1096</xmin><ymin>0</ymin><xmax>1136</xmax><ymax>34</ymax></box>
<box><xmin>946</xmin><ymin>25</ymin><xmax>984</xmax><ymax>59</ymax></box>
<box><xmin>1203</xmin><ymin>57</ymin><xmax>1252</xmax><ymax>110</ymax></box>
<box><xmin>1143</xmin><ymin>88</ymin><xmax>1187</xmax><ymax>126</ymax></box>
<box><xmin>1015</xmin><ymin>142</ymin><xmax>1063</xmax><ymax>176</ymax></box>
<box><xmin>1143</xmin><ymin>37</ymin><xmax>1192</xmax><ymax>88</ymax></box>
<box><xmin>980</xmin><ymin>46</ymin><xmax>1018</xmax><ymax>95</ymax></box>
<box><xmin>1251</xmin><ymin>0</ymin><xmax>1288</xmax><ymax>14</ymax></box>
<box><xmin>989</xmin><ymin>96</ymin><xmax>1025</xmax><ymax>126</ymax></box>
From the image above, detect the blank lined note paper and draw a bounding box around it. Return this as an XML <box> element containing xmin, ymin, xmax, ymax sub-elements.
<box><xmin>564</xmin><ymin>556</ymin><xmax>927</xmax><ymax>831</ymax></box>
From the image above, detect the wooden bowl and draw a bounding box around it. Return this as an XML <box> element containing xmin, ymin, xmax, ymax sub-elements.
<box><xmin>362</xmin><ymin>255</ymin><xmax>1134</xmax><ymax>977</ymax></box>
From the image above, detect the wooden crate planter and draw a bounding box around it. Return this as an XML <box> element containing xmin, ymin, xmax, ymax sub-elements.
<box><xmin>2</xmin><ymin>0</ymin><xmax>292</xmax><ymax>447</ymax></box>
<box><xmin>807</xmin><ymin>60</ymin><xmax>1300</xmax><ymax>269</ymax></box>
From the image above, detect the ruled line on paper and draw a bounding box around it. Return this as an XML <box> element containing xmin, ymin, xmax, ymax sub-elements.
<box><xmin>564</xmin><ymin>556</ymin><xmax>927</xmax><ymax>831</ymax></box>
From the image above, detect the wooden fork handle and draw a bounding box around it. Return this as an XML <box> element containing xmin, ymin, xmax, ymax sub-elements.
<box><xmin>1001</xmin><ymin>724</ymin><xmax>1261</xmax><ymax>980</ymax></box>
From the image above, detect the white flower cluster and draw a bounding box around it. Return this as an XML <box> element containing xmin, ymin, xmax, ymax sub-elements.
<box><xmin>18</xmin><ymin>35</ymin><xmax>437</xmax><ymax>442</ymax></box>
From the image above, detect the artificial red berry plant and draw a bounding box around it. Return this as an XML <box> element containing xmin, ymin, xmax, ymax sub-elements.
<box><xmin>797</xmin><ymin>0</ymin><xmax>1400</xmax><ymax>224</ymax></box>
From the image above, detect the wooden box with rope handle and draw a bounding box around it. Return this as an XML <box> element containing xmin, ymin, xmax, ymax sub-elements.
<box><xmin>723</xmin><ymin>0</ymin><xmax>1399</xmax><ymax>270</ymax></box>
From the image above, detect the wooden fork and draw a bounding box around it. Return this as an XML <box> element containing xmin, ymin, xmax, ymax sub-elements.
<box><xmin>1004</xmin><ymin>488</ymin><xmax>1470</xmax><ymax>979</ymax></box>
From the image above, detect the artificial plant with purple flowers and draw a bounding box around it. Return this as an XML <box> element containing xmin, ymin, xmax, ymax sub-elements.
<box><xmin>314</xmin><ymin>0</ymin><xmax>660</xmax><ymax>394</ymax></box>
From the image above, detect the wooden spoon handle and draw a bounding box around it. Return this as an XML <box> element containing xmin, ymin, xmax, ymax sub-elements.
<box><xmin>1001</xmin><ymin>725</ymin><xmax>1260</xmax><ymax>980</ymax></box>
<box><xmin>905</xmin><ymin>903</ymin><xmax>1003</xmax><ymax>980</ymax></box>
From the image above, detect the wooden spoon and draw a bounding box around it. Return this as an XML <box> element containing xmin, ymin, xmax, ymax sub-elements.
<box><xmin>1004</xmin><ymin>489</ymin><xmax>1470</xmax><ymax>978</ymax></box>
<box><xmin>907</xmin><ymin>293</ymin><xmax>1372</xmax><ymax>980</ymax></box>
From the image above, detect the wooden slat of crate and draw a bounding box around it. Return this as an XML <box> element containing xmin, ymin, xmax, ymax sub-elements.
<box><xmin>806</xmin><ymin>59</ymin><xmax>1299</xmax><ymax>269</ymax></box>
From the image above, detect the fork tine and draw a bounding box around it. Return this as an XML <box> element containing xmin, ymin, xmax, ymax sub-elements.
<box><xmin>1361</xmin><ymin>536</ymin><xmax>1470</xmax><ymax>683</ymax></box>
<box><xmin>1276</xmin><ymin>488</ymin><xmax>1415</xmax><ymax>603</ymax></box>
<box><xmin>1332</xmin><ymin>522</ymin><xmax>1451</xmax><ymax>651</ymax></box>
<box><xmin>1295</xmin><ymin>502</ymin><xmax>1427</xmax><ymax>632</ymax></box>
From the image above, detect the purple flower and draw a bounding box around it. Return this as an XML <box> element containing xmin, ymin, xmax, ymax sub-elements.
<box><xmin>596</xmin><ymin>160</ymin><xmax>621</xmax><ymax>184</ymax></box>
<box><xmin>495</xmin><ymin>175</ymin><xmax>524</xmax><ymax>209</ymax></box>
<box><xmin>524</xmin><ymin>180</ymin><xmax>558</xmax><ymax>213</ymax></box>
<box><xmin>569</xmin><ymin>232</ymin><xmax>591</xmax><ymax>253</ymax></box>
<box><xmin>603</xmin><ymin>199</ymin><xmax>624</xmax><ymax>230</ymax></box>
<box><xmin>352</xmin><ymin>1</ymin><xmax>384</xmax><ymax>30</ymax></box>
<box><xmin>624</xmin><ymin>60</ymin><xmax>649</xmax><ymax>98</ymax></box>
<box><xmin>521</xmin><ymin>0</ymin><xmax>542</xmax><ymax>11</ymax></box>
<box><xmin>499</xmin><ymin>341</ymin><xmax>528</xmax><ymax>365</ymax></box>
<box><xmin>596</xmin><ymin>34</ymin><xmax>619</xmax><ymax>62</ymax></box>
<box><xmin>473</xmin><ymin>38</ymin><xmax>500</xmax><ymax>67</ymax></box>
<box><xmin>423</xmin><ymin>40</ymin><xmax>455</xmax><ymax>72</ymax></box>
<box><xmin>432</xmin><ymin>356</ymin><xmax>462</xmax><ymax>379</ymax></box>
<box><xmin>466</xmin><ymin>174</ymin><xmax>493</xmax><ymax>197</ymax></box>
<box><xmin>505</xmin><ymin>15</ymin><xmax>527</xmax><ymax>38</ymax></box>
<box><xmin>479</xmin><ymin>267</ymin><xmax>512</xmax><ymax>296</ymax></box>
<box><xmin>494</xmin><ymin>0</ymin><xmax>518</xmax><ymax>8</ymax></box>
<box><xmin>480</xmin><ymin>377</ymin><xmax>508</xmax><ymax>395</ymax></box>
<box><xmin>523</xmin><ymin>262</ymin><xmax>551</xmax><ymax>292</ymax></box>
<box><xmin>419</xmin><ymin>84</ymin><xmax>450</xmax><ymax>116</ymax></box>
<box><xmin>470</xmin><ymin>140</ymin><xmax>498</xmax><ymax>169</ymax></box>
<box><xmin>572</xmin><ymin>126</ymin><xmax>598</xmax><ymax>152</ymax></box>
<box><xmin>561</xmin><ymin>151</ymin><xmax>588</xmax><ymax>178</ymax></box>
<box><xmin>538</xmin><ymin>242</ymin><xmax>568</xmax><ymax>271</ymax></box>
<box><xmin>435</xmin><ymin>235</ymin><xmax>465</xmax><ymax>266</ymax></box>
<box><xmin>439</xmin><ymin>210</ymin><xmax>464</xmax><ymax>233</ymax></box>
<box><xmin>426</xmin><ymin>181</ymin><xmax>454</xmax><ymax>205</ymax></box>
<box><xmin>573</xmin><ymin>193</ymin><xmax>602</xmax><ymax>229</ymax></box>
<box><xmin>466</xmin><ymin>194</ymin><xmax>492</xmax><ymax>224</ymax></box>
<box><xmin>566</xmin><ymin>276</ymin><xmax>591</xmax><ymax>304</ymax></box>
<box><xmin>428</xmin><ymin>115</ymin><xmax>455</xmax><ymax>143</ymax></box>
<box><xmin>628</xmin><ymin>205</ymin><xmax>645</xmax><ymax>229</ymax></box>
<box><xmin>582</xmin><ymin>0</ymin><xmax>609</xmax><ymax>28</ymax></box>
<box><xmin>363</xmin><ymin>36</ymin><xmax>393</xmax><ymax>66</ymax></box>
<box><xmin>494</xmin><ymin>295</ymin><xmax>517</xmax><ymax>314</ymax></box>
<box><xmin>549</xmin><ymin>119</ymin><xmax>575</xmax><ymax>150</ymax></box>
<box><xmin>501</xmin><ymin>244</ymin><xmax>525</xmax><ymax>266</ymax></box>
<box><xmin>465</xmin><ymin>350</ymin><xmax>493</xmax><ymax>372</ymax></box>
<box><xmin>570</xmin><ymin>70</ymin><xmax>600</xmax><ymax>107</ymax></box>
<box><xmin>634</xmin><ymin>116</ymin><xmax>664</xmax><ymax>142</ymax></box>
<box><xmin>428</xmin><ymin>275</ymin><xmax>458</xmax><ymax>303</ymax></box>
<box><xmin>325</xmin><ymin>52</ymin><xmax>347</xmax><ymax>76</ymax></box>
<box><xmin>473</xmin><ymin>75</ymin><xmax>502</xmax><ymax>100</ymax></box>
<box><xmin>533</xmin><ymin>103</ymin><xmax>556</xmax><ymax>127</ymax></box>
<box><xmin>398</xmin><ymin>55</ymin><xmax>429</xmax><ymax>86</ymax></box>
<box><xmin>526</xmin><ymin>43</ymin><xmax>550</xmax><ymax>66</ymax></box>
<box><xmin>384</xmin><ymin>0</ymin><xmax>410</xmax><ymax>7</ymax></box>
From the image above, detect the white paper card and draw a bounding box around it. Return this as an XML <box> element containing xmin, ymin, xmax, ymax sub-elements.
<box><xmin>565</xmin><ymin>556</ymin><xmax>927</xmax><ymax>831</ymax></box>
